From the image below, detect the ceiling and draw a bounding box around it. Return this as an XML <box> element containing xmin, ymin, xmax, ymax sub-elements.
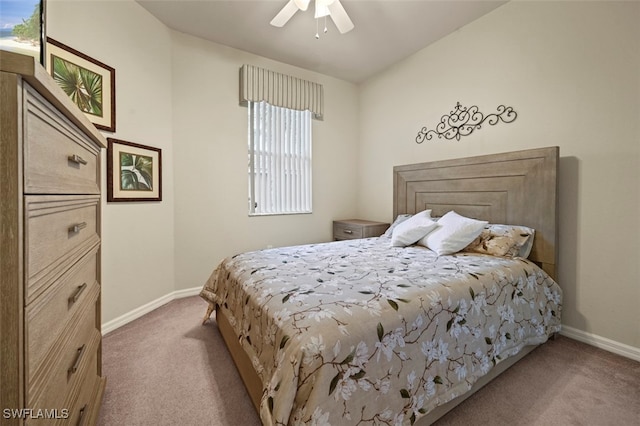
<box><xmin>137</xmin><ymin>0</ymin><xmax>506</xmax><ymax>83</ymax></box>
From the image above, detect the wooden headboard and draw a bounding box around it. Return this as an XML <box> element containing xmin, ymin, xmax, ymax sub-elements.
<box><xmin>393</xmin><ymin>147</ymin><xmax>559</xmax><ymax>280</ymax></box>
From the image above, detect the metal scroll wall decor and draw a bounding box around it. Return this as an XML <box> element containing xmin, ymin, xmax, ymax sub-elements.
<box><xmin>416</xmin><ymin>102</ymin><xmax>517</xmax><ymax>143</ymax></box>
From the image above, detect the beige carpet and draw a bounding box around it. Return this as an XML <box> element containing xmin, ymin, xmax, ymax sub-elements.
<box><xmin>98</xmin><ymin>296</ymin><xmax>640</xmax><ymax>426</ymax></box>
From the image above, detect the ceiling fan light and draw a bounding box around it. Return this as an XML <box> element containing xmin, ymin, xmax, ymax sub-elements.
<box><xmin>314</xmin><ymin>3</ymin><xmax>330</xmax><ymax>19</ymax></box>
<box><xmin>272</xmin><ymin>0</ymin><xmax>353</xmax><ymax>36</ymax></box>
<box><xmin>293</xmin><ymin>0</ymin><xmax>310</xmax><ymax>11</ymax></box>
<box><xmin>314</xmin><ymin>0</ymin><xmax>336</xmax><ymax>19</ymax></box>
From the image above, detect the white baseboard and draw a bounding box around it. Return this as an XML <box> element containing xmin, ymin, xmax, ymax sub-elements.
<box><xmin>101</xmin><ymin>286</ymin><xmax>201</xmax><ymax>335</ymax></box>
<box><xmin>560</xmin><ymin>325</ymin><xmax>640</xmax><ymax>362</ymax></box>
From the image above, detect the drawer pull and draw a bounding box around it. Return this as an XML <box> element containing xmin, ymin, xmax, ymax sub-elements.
<box><xmin>69</xmin><ymin>344</ymin><xmax>87</xmax><ymax>375</ymax></box>
<box><xmin>68</xmin><ymin>222</ymin><xmax>88</xmax><ymax>234</ymax></box>
<box><xmin>343</xmin><ymin>229</ymin><xmax>353</xmax><ymax>234</ymax></box>
<box><xmin>68</xmin><ymin>154</ymin><xmax>88</xmax><ymax>165</ymax></box>
<box><xmin>77</xmin><ymin>404</ymin><xmax>88</xmax><ymax>426</ymax></box>
<box><xmin>68</xmin><ymin>282</ymin><xmax>88</xmax><ymax>306</ymax></box>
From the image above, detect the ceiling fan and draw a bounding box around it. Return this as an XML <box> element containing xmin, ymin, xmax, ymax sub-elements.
<box><xmin>270</xmin><ymin>0</ymin><xmax>355</xmax><ymax>35</ymax></box>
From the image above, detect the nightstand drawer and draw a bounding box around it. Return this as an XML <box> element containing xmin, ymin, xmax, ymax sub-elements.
<box><xmin>334</xmin><ymin>222</ymin><xmax>364</xmax><ymax>239</ymax></box>
<box><xmin>333</xmin><ymin>219</ymin><xmax>389</xmax><ymax>241</ymax></box>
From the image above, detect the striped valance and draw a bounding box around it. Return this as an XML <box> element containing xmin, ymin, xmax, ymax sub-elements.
<box><xmin>239</xmin><ymin>64</ymin><xmax>324</xmax><ymax>120</ymax></box>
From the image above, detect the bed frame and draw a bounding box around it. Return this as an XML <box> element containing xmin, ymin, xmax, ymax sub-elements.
<box><xmin>393</xmin><ymin>146</ymin><xmax>558</xmax><ymax>280</ymax></box>
<box><xmin>208</xmin><ymin>146</ymin><xmax>559</xmax><ymax>424</ymax></box>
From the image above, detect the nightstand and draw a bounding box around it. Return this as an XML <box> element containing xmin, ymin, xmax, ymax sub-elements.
<box><xmin>333</xmin><ymin>219</ymin><xmax>390</xmax><ymax>241</ymax></box>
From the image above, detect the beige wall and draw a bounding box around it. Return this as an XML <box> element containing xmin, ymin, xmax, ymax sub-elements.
<box><xmin>48</xmin><ymin>1</ymin><xmax>639</xmax><ymax>350</ymax></box>
<box><xmin>47</xmin><ymin>1</ymin><xmax>359</xmax><ymax>322</ymax></box>
<box><xmin>357</xmin><ymin>1</ymin><xmax>640</xmax><ymax>348</ymax></box>
<box><xmin>48</xmin><ymin>0</ymin><xmax>176</xmax><ymax>323</ymax></box>
<box><xmin>171</xmin><ymin>31</ymin><xmax>359</xmax><ymax>291</ymax></box>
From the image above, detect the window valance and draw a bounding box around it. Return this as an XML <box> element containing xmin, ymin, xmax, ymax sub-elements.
<box><xmin>239</xmin><ymin>64</ymin><xmax>324</xmax><ymax>121</ymax></box>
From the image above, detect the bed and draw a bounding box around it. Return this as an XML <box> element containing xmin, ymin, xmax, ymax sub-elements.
<box><xmin>200</xmin><ymin>146</ymin><xmax>561</xmax><ymax>425</ymax></box>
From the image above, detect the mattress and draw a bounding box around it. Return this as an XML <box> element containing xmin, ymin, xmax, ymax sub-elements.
<box><xmin>200</xmin><ymin>236</ymin><xmax>562</xmax><ymax>425</ymax></box>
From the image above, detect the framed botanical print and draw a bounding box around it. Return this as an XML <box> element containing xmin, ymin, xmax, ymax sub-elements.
<box><xmin>107</xmin><ymin>138</ymin><xmax>162</xmax><ymax>202</ymax></box>
<box><xmin>46</xmin><ymin>37</ymin><xmax>116</xmax><ymax>132</ymax></box>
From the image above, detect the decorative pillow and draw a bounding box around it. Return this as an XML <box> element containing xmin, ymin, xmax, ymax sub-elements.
<box><xmin>417</xmin><ymin>211</ymin><xmax>488</xmax><ymax>255</ymax></box>
<box><xmin>463</xmin><ymin>224</ymin><xmax>535</xmax><ymax>258</ymax></box>
<box><xmin>390</xmin><ymin>210</ymin><xmax>438</xmax><ymax>247</ymax></box>
<box><xmin>383</xmin><ymin>213</ymin><xmax>415</xmax><ymax>237</ymax></box>
<box><xmin>518</xmin><ymin>229</ymin><xmax>535</xmax><ymax>258</ymax></box>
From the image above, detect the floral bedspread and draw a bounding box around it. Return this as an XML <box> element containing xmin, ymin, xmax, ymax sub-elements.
<box><xmin>200</xmin><ymin>237</ymin><xmax>562</xmax><ymax>426</ymax></box>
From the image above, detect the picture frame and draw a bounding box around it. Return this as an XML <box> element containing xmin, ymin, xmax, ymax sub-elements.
<box><xmin>0</xmin><ymin>0</ymin><xmax>46</xmax><ymax>65</ymax></box>
<box><xmin>46</xmin><ymin>37</ymin><xmax>116</xmax><ymax>132</ymax></box>
<box><xmin>107</xmin><ymin>138</ymin><xmax>162</xmax><ymax>202</ymax></box>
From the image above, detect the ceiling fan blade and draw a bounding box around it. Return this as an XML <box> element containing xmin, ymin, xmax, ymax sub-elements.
<box><xmin>327</xmin><ymin>0</ymin><xmax>354</xmax><ymax>34</ymax></box>
<box><xmin>270</xmin><ymin>0</ymin><xmax>299</xmax><ymax>27</ymax></box>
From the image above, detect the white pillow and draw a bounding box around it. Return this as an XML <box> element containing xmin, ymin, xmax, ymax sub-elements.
<box><xmin>390</xmin><ymin>210</ymin><xmax>438</xmax><ymax>247</ymax></box>
<box><xmin>382</xmin><ymin>213</ymin><xmax>414</xmax><ymax>237</ymax></box>
<box><xmin>518</xmin><ymin>228</ymin><xmax>536</xmax><ymax>258</ymax></box>
<box><xmin>417</xmin><ymin>211</ymin><xmax>488</xmax><ymax>255</ymax></box>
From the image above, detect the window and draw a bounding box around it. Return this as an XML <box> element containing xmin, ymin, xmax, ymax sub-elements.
<box><xmin>240</xmin><ymin>64</ymin><xmax>322</xmax><ymax>215</ymax></box>
<box><xmin>248</xmin><ymin>101</ymin><xmax>312</xmax><ymax>215</ymax></box>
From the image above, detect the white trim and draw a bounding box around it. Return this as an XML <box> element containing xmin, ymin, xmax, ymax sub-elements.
<box><xmin>101</xmin><ymin>287</ymin><xmax>201</xmax><ymax>335</ymax></box>
<box><xmin>560</xmin><ymin>325</ymin><xmax>640</xmax><ymax>362</ymax></box>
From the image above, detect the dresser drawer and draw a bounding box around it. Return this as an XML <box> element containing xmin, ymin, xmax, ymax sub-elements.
<box><xmin>23</xmin><ymin>84</ymin><xmax>100</xmax><ymax>195</ymax></box>
<box><xmin>333</xmin><ymin>221</ymin><xmax>364</xmax><ymax>240</ymax></box>
<box><xmin>65</xmin><ymin>352</ymin><xmax>101</xmax><ymax>426</ymax></box>
<box><xmin>25</xmin><ymin>195</ymin><xmax>100</xmax><ymax>301</ymax></box>
<box><xmin>25</xmin><ymin>341</ymin><xmax>100</xmax><ymax>426</ymax></box>
<box><xmin>26</xmin><ymin>249</ymin><xmax>99</xmax><ymax>377</ymax></box>
<box><xmin>28</xmin><ymin>292</ymin><xmax>100</xmax><ymax>413</ymax></box>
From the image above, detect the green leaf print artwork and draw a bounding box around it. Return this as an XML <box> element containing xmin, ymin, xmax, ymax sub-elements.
<box><xmin>119</xmin><ymin>152</ymin><xmax>153</xmax><ymax>191</ymax></box>
<box><xmin>52</xmin><ymin>55</ymin><xmax>103</xmax><ymax>117</ymax></box>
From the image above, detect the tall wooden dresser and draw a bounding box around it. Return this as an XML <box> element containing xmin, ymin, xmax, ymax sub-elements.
<box><xmin>0</xmin><ymin>51</ymin><xmax>107</xmax><ymax>425</ymax></box>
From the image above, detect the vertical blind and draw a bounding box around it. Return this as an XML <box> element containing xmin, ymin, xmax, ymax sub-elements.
<box><xmin>240</xmin><ymin>64</ymin><xmax>324</xmax><ymax>120</ymax></box>
<box><xmin>248</xmin><ymin>101</ymin><xmax>312</xmax><ymax>215</ymax></box>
